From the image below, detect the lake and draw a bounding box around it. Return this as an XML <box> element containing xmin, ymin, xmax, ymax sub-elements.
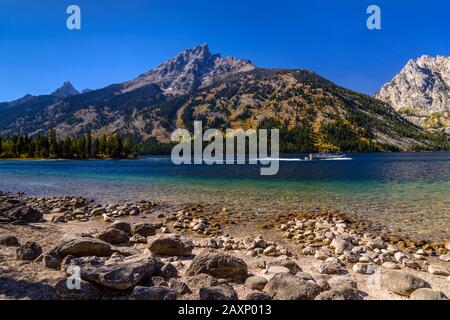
<box><xmin>1</xmin><ymin>153</ymin><xmax>449</xmax><ymax>240</ymax></box>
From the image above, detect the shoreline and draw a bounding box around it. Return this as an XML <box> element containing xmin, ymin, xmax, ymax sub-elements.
<box><xmin>0</xmin><ymin>190</ymin><xmax>449</xmax><ymax>300</ymax></box>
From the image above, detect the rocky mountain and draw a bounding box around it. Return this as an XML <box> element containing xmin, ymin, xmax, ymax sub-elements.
<box><xmin>51</xmin><ymin>81</ymin><xmax>80</xmax><ymax>98</ymax></box>
<box><xmin>376</xmin><ymin>55</ymin><xmax>450</xmax><ymax>131</ymax></box>
<box><xmin>123</xmin><ymin>43</ymin><xmax>255</xmax><ymax>95</ymax></box>
<box><xmin>0</xmin><ymin>46</ymin><xmax>445</xmax><ymax>151</ymax></box>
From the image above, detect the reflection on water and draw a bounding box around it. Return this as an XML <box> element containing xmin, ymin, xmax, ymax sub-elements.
<box><xmin>0</xmin><ymin>153</ymin><xmax>449</xmax><ymax>240</ymax></box>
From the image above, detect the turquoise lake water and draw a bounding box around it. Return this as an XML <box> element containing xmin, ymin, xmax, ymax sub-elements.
<box><xmin>0</xmin><ymin>153</ymin><xmax>449</xmax><ymax>240</ymax></box>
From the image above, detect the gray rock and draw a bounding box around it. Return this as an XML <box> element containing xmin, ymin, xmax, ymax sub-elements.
<box><xmin>53</xmin><ymin>236</ymin><xmax>113</xmax><ymax>258</ymax></box>
<box><xmin>54</xmin><ymin>278</ymin><xmax>102</xmax><ymax>300</ymax></box>
<box><xmin>5</xmin><ymin>205</ymin><xmax>42</xmax><ymax>223</ymax></box>
<box><xmin>95</xmin><ymin>228</ymin><xmax>130</xmax><ymax>245</ymax></box>
<box><xmin>265</xmin><ymin>273</ymin><xmax>321</xmax><ymax>300</ymax></box>
<box><xmin>266</xmin><ymin>259</ymin><xmax>302</xmax><ymax>275</ymax></box>
<box><xmin>0</xmin><ymin>235</ymin><xmax>20</xmax><ymax>247</ymax></box>
<box><xmin>317</xmin><ymin>259</ymin><xmax>346</xmax><ymax>275</ymax></box>
<box><xmin>151</xmin><ymin>276</ymin><xmax>168</xmax><ymax>287</ymax></box>
<box><xmin>245</xmin><ymin>276</ymin><xmax>268</xmax><ymax>291</ymax></box>
<box><xmin>132</xmin><ymin>286</ymin><xmax>176</xmax><ymax>300</ymax></box>
<box><xmin>160</xmin><ymin>262</ymin><xmax>179</xmax><ymax>279</ymax></box>
<box><xmin>428</xmin><ymin>265</ymin><xmax>449</xmax><ymax>276</ymax></box>
<box><xmin>184</xmin><ymin>273</ymin><xmax>219</xmax><ymax>292</ymax></box>
<box><xmin>132</xmin><ymin>223</ymin><xmax>156</xmax><ymax>237</ymax></box>
<box><xmin>148</xmin><ymin>235</ymin><xmax>192</xmax><ymax>257</ymax></box>
<box><xmin>410</xmin><ymin>288</ymin><xmax>448</xmax><ymax>300</ymax></box>
<box><xmin>110</xmin><ymin>221</ymin><xmax>131</xmax><ymax>235</ymax></box>
<box><xmin>315</xmin><ymin>286</ymin><xmax>361</xmax><ymax>300</ymax></box>
<box><xmin>327</xmin><ymin>277</ymin><xmax>358</xmax><ymax>289</ymax></box>
<box><xmin>78</xmin><ymin>253</ymin><xmax>162</xmax><ymax>290</ymax></box>
<box><xmin>16</xmin><ymin>242</ymin><xmax>42</xmax><ymax>261</ymax></box>
<box><xmin>352</xmin><ymin>263</ymin><xmax>378</xmax><ymax>275</ymax></box>
<box><xmin>245</xmin><ymin>292</ymin><xmax>272</xmax><ymax>300</ymax></box>
<box><xmin>383</xmin><ymin>271</ymin><xmax>431</xmax><ymax>297</ymax></box>
<box><xmin>186</xmin><ymin>252</ymin><xmax>248</xmax><ymax>282</ymax></box>
<box><xmin>169</xmin><ymin>279</ymin><xmax>192</xmax><ymax>296</ymax></box>
<box><xmin>199</xmin><ymin>284</ymin><xmax>238</xmax><ymax>300</ymax></box>
<box><xmin>43</xmin><ymin>251</ymin><xmax>62</xmax><ymax>269</ymax></box>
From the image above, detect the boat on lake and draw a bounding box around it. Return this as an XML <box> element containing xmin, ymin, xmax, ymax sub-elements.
<box><xmin>307</xmin><ymin>153</ymin><xmax>347</xmax><ymax>160</ymax></box>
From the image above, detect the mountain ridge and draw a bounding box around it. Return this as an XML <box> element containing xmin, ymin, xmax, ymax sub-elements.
<box><xmin>0</xmin><ymin>45</ymin><xmax>447</xmax><ymax>152</ymax></box>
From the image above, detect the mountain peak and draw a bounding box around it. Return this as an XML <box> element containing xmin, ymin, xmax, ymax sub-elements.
<box><xmin>51</xmin><ymin>81</ymin><xmax>79</xmax><ymax>98</ymax></box>
<box><xmin>123</xmin><ymin>44</ymin><xmax>255</xmax><ymax>94</ymax></box>
<box><xmin>376</xmin><ymin>55</ymin><xmax>450</xmax><ymax>131</ymax></box>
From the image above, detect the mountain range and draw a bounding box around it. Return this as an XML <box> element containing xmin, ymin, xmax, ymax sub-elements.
<box><xmin>0</xmin><ymin>45</ymin><xmax>447</xmax><ymax>152</ymax></box>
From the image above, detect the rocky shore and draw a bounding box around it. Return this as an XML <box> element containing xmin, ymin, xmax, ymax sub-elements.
<box><xmin>0</xmin><ymin>191</ymin><xmax>449</xmax><ymax>300</ymax></box>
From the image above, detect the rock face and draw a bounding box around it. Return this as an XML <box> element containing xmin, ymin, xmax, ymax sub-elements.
<box><xmin>53</xmin><ymin>236</ymin><xmax>113</xmax><ymax>258</ymax></box>
<box><xmin>383</xmin><ymin>271</ymin><xmax>431</xmax><ymax>297</ymax></box>
<box><xmin>376</xmin><ymin>55</ymin><xmax>450</xmax><ymax>131</ymax></box>
<box><xmin>51</xmin><ymin>81</ymin><xmax>80</xmax><ymax>98</ymax></box>
<box><xmin>265</xmin><ymin>273</ymin><xmax>321</xmax><ymax>300</ymax></box>
<box><xmin>16</xmin><ymin>242</ymin><xmax>42</xmax><ymax>261</ymax></box>
<box><xmin>185</xmin><ymin>252</ymin><xmax>248</xmax><ymax>282</ymax></box>
<box><xmin>147</xmin><ymin>235</ymin><xmax>192</xmax><ymax>256</ymax></box>
<box><xmin>123</xmin><ymin>43</ymin><xmax>255</xmax><ymax>95</ymax></box>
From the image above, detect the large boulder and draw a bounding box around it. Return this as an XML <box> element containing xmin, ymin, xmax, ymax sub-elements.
<box><xmin>77</xmin><ymin>253</ymin><xmax>162</xmax><ymax>290</ymax></box>
<box><xmin>132</xmin><ymin>223</ymin><xmax>156</xmax><ymax>237</ymax></box>
<box><xmin>148</xmin><ymin>235</ymin><xmax>192</xmax><ymax>257</ymax></box>
<box><xmin>54</xmin><ymin>278</ymin><xmax>102</xmax><ymax>300</ymax></box>
<box><xmin>186</xmin><ymin>252</ymin><xmax>248</xmax><ymax>282</ymax></box>
<box><xmin>314</xmin><ymin>286</ymin><xmax>361</xmax><ymax>300</ymax></box>
<box><xmin>53</xmin><ymin>236</ymin><xmax>113</xmax><ymax>258</ymax></box>
<box><xmin>4</xmin><ymin>206</ymin><xmax>42</xmax><ymax>223</ymax></box>
<box><xmin>131</xmin><ymin>286</ymin><xmax>176</xmax><ymax>300</ymax></box>
<box><xmin>383</xmin><ymin>271</ymin><xmax>431</xmax><ymax>297</ymax></box>
<box><xmin>95</xmin><ymin>228</ymin><xmax>130</xmax><ymax>245</ymax></box>
<box><xmin>16</xmin><ymin>242</ymin><xmax>42</xmax><ymax>261</ymax></box>
<box><xmin>265</xmin><ymin>273</ymin><xmax>321</xmax><ymax>300</ymax></box>
<box><xmin>199</xmin><ymin>284</ymin><xmax>238</xmax><ymax>300</ymax></box>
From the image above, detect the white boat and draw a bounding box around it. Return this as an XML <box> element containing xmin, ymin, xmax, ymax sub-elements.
<box><xmin>308</xmin><ymin>153</ymin><xmax>347</xmax><ymax>160</ymax></box>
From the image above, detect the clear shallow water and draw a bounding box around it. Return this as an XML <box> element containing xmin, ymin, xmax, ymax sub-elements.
<box><xmin>0</xmin><ymin>153</ymin><xmax>449</xmax><ymax>240</ymax></box>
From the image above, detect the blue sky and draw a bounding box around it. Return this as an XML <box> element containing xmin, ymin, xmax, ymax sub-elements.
<box><xmin>1</xmin><ymin>0</ymin><xmax>449</xmax><ymax>101</ymax></box>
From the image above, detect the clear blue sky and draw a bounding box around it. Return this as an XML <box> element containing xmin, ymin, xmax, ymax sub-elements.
<box><xmin>1</xmin><ymin>0</ymin><xmax>449</xmax><ymax>101</ymax></box>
